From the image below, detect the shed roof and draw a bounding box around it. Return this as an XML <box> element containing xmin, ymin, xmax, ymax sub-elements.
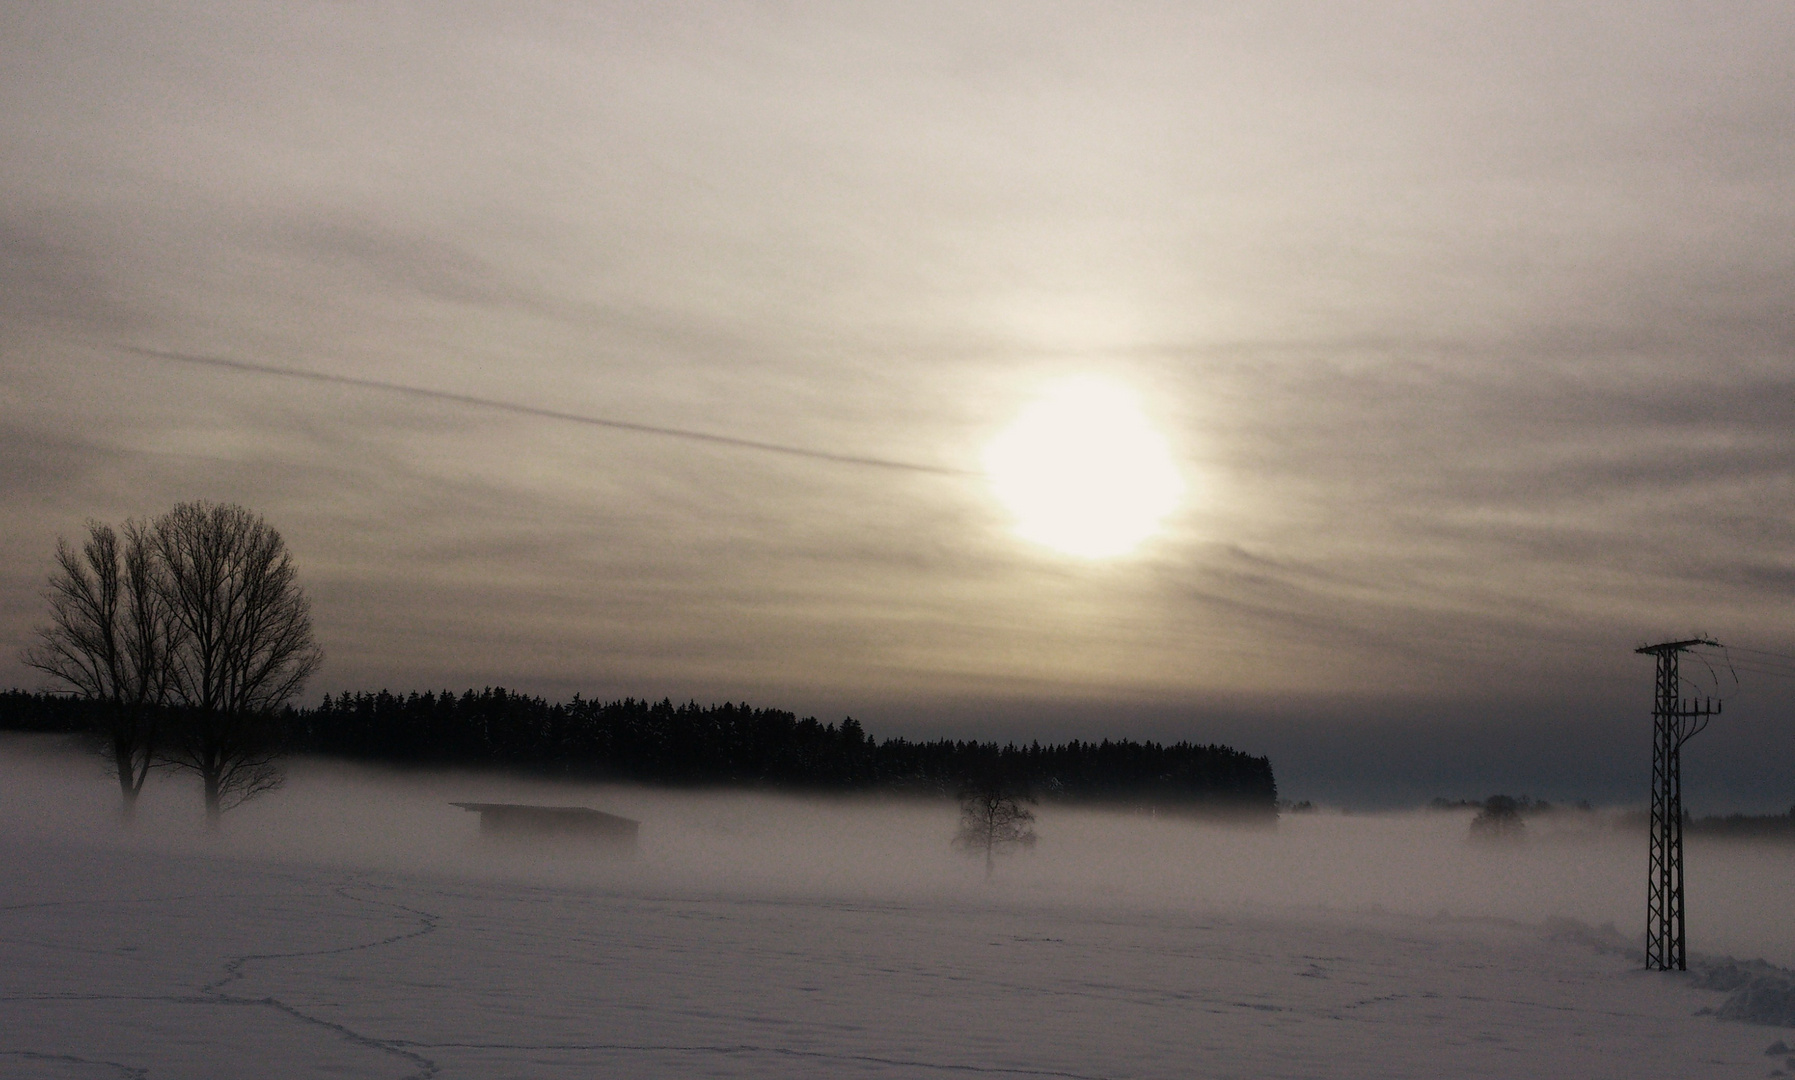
<box><xmin>450</xmin><ymin>802</ymin><xmax>639</xmax><ymax>826</ymax></box>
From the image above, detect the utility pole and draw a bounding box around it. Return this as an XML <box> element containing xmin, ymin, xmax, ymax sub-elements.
<box><xmin>1635</xmin><ymin>638</ymin><xmax>1721</xmax><ymax>972</ymax></box>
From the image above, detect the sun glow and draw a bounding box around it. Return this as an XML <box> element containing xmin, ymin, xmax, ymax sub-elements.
<box><xmin>983</xmin><ymin>376</ymin><xmax>1185</xmax><ymax>558</ymax></box>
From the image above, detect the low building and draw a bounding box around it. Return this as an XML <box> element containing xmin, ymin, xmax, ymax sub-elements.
<box><xmin>451</xmin><ymin>802</ymin><xmax>639</xmax><ymax>855</ymax></box>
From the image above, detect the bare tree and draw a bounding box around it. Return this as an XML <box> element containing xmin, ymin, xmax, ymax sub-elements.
<box><xmin>1468</xmin><ymin>794</ymin><xmax>1526</xmax><ymax>844</ymax></box>
<box><xmin>153</xmin><ymin>502</ymin><xmax>323</xmax><ymax>824</ymax></box>
<box><xmin>954</xmin><ymin>774</ymin><xmax>1038</xmax><ymax>879</ymax></box>
<box><xmin>22</xmin><ymin>520</ymin><xmax>175</xmax><ymax>821</ymax></box>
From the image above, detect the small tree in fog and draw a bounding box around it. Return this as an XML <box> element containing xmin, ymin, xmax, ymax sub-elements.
<box><xmin>152</xmin><ymin>502</ymin><xmax>322</xmax><ymax>825</ymax></box>
<box><xmin>1468</xmin><ymin>794</ymin><xmax>1525</xmax><ymax>843</ymax></box>
<box><xmin>23</xmin><ymin>520</ymin><xmax>175</xmax><ymax>820</ymax></box>
<box><xmin>954</xmin><ymin>775</ymin><xmax>1037</xmax><ymax>879</ymax></box>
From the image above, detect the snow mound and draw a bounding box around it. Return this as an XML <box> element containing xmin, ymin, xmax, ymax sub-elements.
<box><xmin>1693</xmin><ymin>958</ymin><xmax>1795</xmax><ymax>1028</ymax></box>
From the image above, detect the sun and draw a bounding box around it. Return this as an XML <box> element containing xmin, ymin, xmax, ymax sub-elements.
<box><xmin>983</xmin><ymin>376</ymin><xmax>1185</xmax><ymax>558</ymax></box>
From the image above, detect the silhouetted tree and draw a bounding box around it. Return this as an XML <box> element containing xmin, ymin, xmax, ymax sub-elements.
<box><xmin>22</xmin><ymin>519</ymin><xmax>175</xmax><ymax>820</ymax></box>
<box><xmin>1469</xmin><ymin>794</ymin><xmax>1525</xmax><ymax>843</ymax></box>
<box><xmin>954</xmin><ymin>773</ymin><xmax>1037</xmax><ymax>879</ymax></box>
<box><xmin>152</xmin><ymin>502</ymin><xmax>322</xmax><ymax>824</ymax></box>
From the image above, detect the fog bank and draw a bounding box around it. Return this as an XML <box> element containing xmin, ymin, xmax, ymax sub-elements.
<box><xmin>6</xmin><ymin>735</ymin><xmax>1791</xmax><ymax>967</ymax></box>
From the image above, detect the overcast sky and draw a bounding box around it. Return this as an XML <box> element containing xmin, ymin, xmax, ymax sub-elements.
<box><xmin>4</xmin><ymin>2</ymin><xmax>1792</xmax><ymax>807</ymax></box>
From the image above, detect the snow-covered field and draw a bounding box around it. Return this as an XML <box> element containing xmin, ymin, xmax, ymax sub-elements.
<box><xmin>3</xmin><ymin>736</ymin><xmax>1792</xmax><ymax>1079</ymax></box>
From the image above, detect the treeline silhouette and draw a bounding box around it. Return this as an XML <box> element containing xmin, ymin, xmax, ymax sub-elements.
<box><xmin>1688</xmin><ymin>809</ymin><xmax>1795</xmax><ymax>841</ymax></box>
<box><xmin>1</xmin><ymin>688</ymin><xmax>1278</xmax><ymax>816</ymax></box>
<box><xmin>0</xmin><ymin>690</ymin><xmax>96</xmax><ymax>733</ymax></box>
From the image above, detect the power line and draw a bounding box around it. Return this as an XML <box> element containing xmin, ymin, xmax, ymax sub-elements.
<box><xmin>1715</xmin><ymin>658</ymin><xmax>1795</xmax><ymax>677</ymax></box>
<box><xmin>1682</xmin><ymin>649</ymin><xmax>1735</xmax><ymax>695</ymax></box>
<box><xmin>1688</xmin><ymin>645</ymin><xmax>1795</xmax><ymax>681</ymax></box>
<box><xmin>1702</xmin><ymin>652</ymin><xmax>1795</xmax><ymax>674</ymax></box>
<box><xmin>1721</xmin><ymin>645</ymin><xmax>1795</xmax><ymax>662</ymax></box>
<box><xmin>118</xmin><ymin>345</ymin><xmax>979</xmax><ymax>479</ymax></box>
<box><xmin>1695</xmin><ymin>645</ymin><xmax>1795</xmax><ymax>673</ymax></box>
<box><xmin>1712</xmin><ymin>663</ymin><xmax>1795</xmax><ymax>682</ymax></box>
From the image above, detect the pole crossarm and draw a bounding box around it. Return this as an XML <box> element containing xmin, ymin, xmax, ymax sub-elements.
<box><xmin>1635</xmin><ymin>638</ymin><xmax>1720</xmax><ymax>656</ymax></box>
<box><xmin>1637</xmin><ymin>638</ymin><xmax>1722</xmax><ymax>973</ymax></box>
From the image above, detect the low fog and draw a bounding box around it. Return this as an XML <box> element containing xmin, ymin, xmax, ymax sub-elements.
<box><xmin>7</xmin><ymin>734</ymin><xmax>1791</xmax><ymax>969</ymax></box>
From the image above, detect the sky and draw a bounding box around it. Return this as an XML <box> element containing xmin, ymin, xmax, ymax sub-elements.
<box><xmin>3</xmin><ymin>2</ymin><xmax>1792</xmax><ymax>808</ymax></box>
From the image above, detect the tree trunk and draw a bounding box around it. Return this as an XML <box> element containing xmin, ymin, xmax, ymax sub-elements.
<box><xmin>112</xmin><ymin>735</ymin><xmax>138</xmax><ymax>822</ymax></box>
<box><xmin>984</xmin><ymin>816</ymin><xmax>996</xmax><ymax>880</ymax></box>
<box><xmin>202</xmin><ymin>771</ymin><xmax>222</xmax><ymax>829</ymax></box>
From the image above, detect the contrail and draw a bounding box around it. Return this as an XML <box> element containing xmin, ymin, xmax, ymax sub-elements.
<box><xmin>120</xmin><ymin>345</ymin><xmax>975</xmax><ymax>477</ymax></box>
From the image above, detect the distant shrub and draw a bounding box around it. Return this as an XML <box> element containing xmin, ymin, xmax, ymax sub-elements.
<box><xmin>1468</xmin><ymin>795</ymin><xmax>1526</xmax><ymax>843</ymax></box>
<box><xmin>1429</xmin><ymin>797</ymin><xmax>1480</xmax><ymax>812</ymax></box>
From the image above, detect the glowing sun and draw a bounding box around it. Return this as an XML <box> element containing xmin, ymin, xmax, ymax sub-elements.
<box><xmin>983</xmin><ymin>376</ymin><xmax>1185</xmax><ymax>558</ymax></box>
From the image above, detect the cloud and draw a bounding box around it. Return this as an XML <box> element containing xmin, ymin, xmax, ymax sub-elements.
<box><xmin>1</xmin><ymin>2</ymin><xmax>1792</xmax><ymax>803</ymax></box>
<box><xmin>0</xmin><ymin>216</ymin><xmax>145</xmax><ymax>335</ymax></box>
<box><xmin>273</xmin><ymin>214</ymin><xmax>539</xmax><ymax>310</ymax></box>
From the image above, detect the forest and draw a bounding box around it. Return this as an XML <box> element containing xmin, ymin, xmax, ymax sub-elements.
<box><xmin>0</xmin><ymin>688</ymin><xmax>1279</xmax><ymax>817</ymax></box>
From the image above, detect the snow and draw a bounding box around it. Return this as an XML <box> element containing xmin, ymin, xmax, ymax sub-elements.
<box><xmin>2</xmin><ymin>736</ymin><xmax>1791</xmax><ymax>1078</ymax></box>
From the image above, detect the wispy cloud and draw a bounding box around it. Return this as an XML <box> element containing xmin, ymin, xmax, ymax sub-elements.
<box><xmin>2</xmin><ymin>2</ymin><xmax>1793</xmax><ymax>802</ymax></box>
